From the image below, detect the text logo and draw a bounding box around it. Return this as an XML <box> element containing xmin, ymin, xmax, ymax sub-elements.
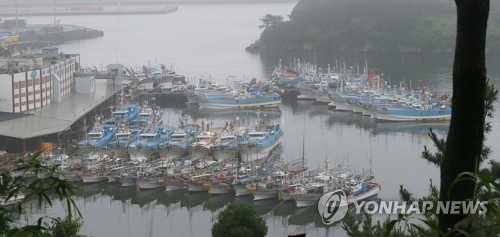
<box><xmin>317</xmin><ymin>190</ymin><xmax>348</xmax><ymax>225</ymax></box>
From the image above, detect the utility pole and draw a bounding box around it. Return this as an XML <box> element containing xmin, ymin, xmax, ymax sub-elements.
<box><xmin>53</xmin><ymin>0</ymin><xmax>56</xmax><ymax>25</ymax></box>
<box><xmin>14</xmin><ymin>0</ymin><xmax>18</xmax><ymax>35</ymax></box>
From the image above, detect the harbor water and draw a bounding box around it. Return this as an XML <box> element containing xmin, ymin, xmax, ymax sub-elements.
<box><xmin>21</xmin><ymin>3</ymin><xmax>500</xmax><ymax>237</ymax></box>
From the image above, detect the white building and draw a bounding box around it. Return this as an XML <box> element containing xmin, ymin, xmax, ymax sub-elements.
<box><xmin>0</xmin><ymin>48</ymin><xmax>80</xmax><ymax>113</ymax></box>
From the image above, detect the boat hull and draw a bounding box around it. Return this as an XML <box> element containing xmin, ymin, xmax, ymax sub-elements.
<box><xmin>375</xmin><ymin>113</ymin><xmax>451</xmax><ymax>122</ymax></box>
<box><xmin>137</xmin><ymin>179</ymin><xmax>165</xmax><ymax>190</ymax></box>
<box><xmin>209</xmin><ymin>183</ymin><xmax>233</xmax><ymax>195</ymax></box>
<box><xmin>107</xmin><ymin>176</ymin><xmax>119</xmax><ymax>183</ymax></box>
<box><xmin>81</xmin><ymin>176</ymin><xmax>108</xmax><ymax>184</ymax></box>
<box><xmin>120</xmin><ymin>177</ymin><xmax>137</xmax><ymax>188</ymax></box>
<box><xmin>251</xmin><ymin>189</ymin><xmax>277</xmax><ymax>201</ymax></box>
<box><xmin>190</xmin><ymin>147</ymin><xmax>211</xmax><ymax>159</ymax></box>
<box><xmin>212</xmin><ymin>148</ymin><xmax>237</xmax><ymax>162</ymax></box>
<box><xmin>165</xmin><ymin>180</ymin><xmax>187</xmax><ymax>191</ymax></box>
<box><xmin>348</xmin><ymin>183</ymin><xmax>381</xmax><ymax>205</ymax></box>
<box><xmin>234</xmin><ymin>184</ymin><xmax>252</xmax><ymax>197</ymax></box>
<box><xmin>278</xmin><ymin>190</ymin><xmax>294</xmax><ymax>201</ymax></box>
<box><xmin>239</xmin><ymin>136</ymin><xmax>282</xmax><ymax>162</ymax></box>
<box><xmin>198</xmin><ymin>100</ymin><xmax>281</xmax><ymax>109</ymax></box>
<box><xmin>294</xmin><ymin>193</ymin><xmax>320</xmax><ymax>208</ymax></box>
<box><xmin>187</xmin><ymin>182</ymin><xmax>209</xmax><ymax>192</ymax></box>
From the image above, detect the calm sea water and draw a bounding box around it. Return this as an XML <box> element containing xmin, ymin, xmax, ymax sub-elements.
<box><xmin>21</xmin><ymin>3</ymin><xmax>500</xmax><ymax>237</ymax></box>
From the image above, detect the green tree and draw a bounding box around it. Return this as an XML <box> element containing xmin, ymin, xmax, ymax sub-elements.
<box><xmin>343</xmin><ymin>0</ymin><xmax>499</xmax><ymax>236</ymax></box>
<box><xmin>211</xmin><ymin>203</ymin><xmax>267</xmax><ymax>237</ymax></box>
<box><xmin>258</xmin><ymin>14</ymin><xmax>284</xmax><ymax>30</ymax></box>
<box><xmin>44</xmin><ymin>217</ymin><xmax>85</xmax><ymax>237</ymax></box>
<box><xmin>0</xmin><ymin>152</ymin><xmax>82</xmax><ymax>236</ymax></box>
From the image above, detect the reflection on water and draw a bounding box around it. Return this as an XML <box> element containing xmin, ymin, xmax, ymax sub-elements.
<box><xmin>26</xmin><ymin>100</ymin><xmax>454</xmax><ymax>237</ymax></box>
<box><xmin>180</xmin><ymin>192</ymin><xmax>209</xmax><ymax>209</ymax></box>
<box><xmin>286</xmin><ymin>101</ymin><xmax>449</xmax><ymax>136</ymax></box>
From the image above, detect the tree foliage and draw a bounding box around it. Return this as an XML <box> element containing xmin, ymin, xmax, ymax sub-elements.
<box><xmin>0</xmin><ymin>152</ymin><xmax>83</xmax><ymax>236</ymax></box>
<box><xmin>44</xmin><ymin>217</ymin><xmax>85</xmax><ymax>237</ymax></box>
<box><xmin>211</xmin><ymin>203</ymin><xmax>267</xmax><ymax>237</ymax></box>
<box><xmin>258</xmin><ymin>14</ymin><xmax>284</xmax><ymax>30</ymax></box>
<box><xmin>248</xmin><ymin>0</ymin><xmax>500</xmax><ymax>53</ymax></box>
<box><xmin>343</xmin><ymin>1</ymin><xmax>499</xmax><ymax>234</ymax></box>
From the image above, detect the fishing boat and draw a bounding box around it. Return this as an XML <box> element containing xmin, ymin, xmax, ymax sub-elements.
<box><xmin>374</xmin><ymin>104</ymin><xmax>452</xmax><ymax>122</ymax></box>
<box><xmin>110</xmin><ymin>104</ymin><xmax>140</xmax><ymax>122</ymax></box>
<box><xmin>251</xmin><ymin>187</ymin><xmax>277</xmax><ymax>201</ymax></box>
<box><xmin>129</xmin><ymin>126</ymin><xmax>161</xmax><ymax>148</ymax></box>
<box><xmin>190</xmin><ymin>124</ymin><xmax>220</xmax><ymax>159</ymax></box>
<box><xmin>162</xmin><ymin>124</ymin><xmax>202</xmax><ymax>158</ymax></box>
<box><xmin>137</xmin><ymin>106</ymin><xmax>154</xmax><ymax>123</ymax></box>
<box><xmin>78</xmin><ymin>124</ymin><xmax>116</xmax><ymax>147</ymax></box>
<box><xmin>211</xmin><ymin>129</ymin><xmax>240</xmax><ymax>162</ymax></box>
<box><xmin>119</xmin><ymin>176</ymin><xmax>137</xmax><ymax>188</ymax></box>
<box><xmin>198</xmin><ymin>94</ymin><xmax>281</xmax><ymax>109</ymax></box>
<box><xmin>187</xmin><ymin>173</ymin><xmax>211</xmax><ymax>192</ymax></box>
<box><xmin>81</xmin><ymin>175</ymin><xmax>108</xmax><ymax>184</ymax></box>
<box><xmin>90</xmin><ymin>125</ymin><xmax>117</xmax><ymax>147</ymax></box>
<box><xmin>233</xmin><ymin>181</ymin><xmax>253</xmax><ymax>197</ymax></box>
<box><xmin>110</xmin><ymin>125</ymin><xmax>142</xmax><ymax>147</ymax></box>
<box><xmin>208</xmin><ymin>183</ymin><xmax>233</xmax><ymax>195</ymax></box>
<box><xmin>347</xmin><ymin>181</ymin><xmax>382</xmax><ymax>206</ymax></box>
<box><xmin>136</xmin><ymin>177</ymin><xmax>165</xmax><ymax>190</ymax></box>
<box><xmin>197</xmin><ymin>83</ymin><xmax>282</xmax><ymax>109</ymax></box>
<box><xmin>165</xmin><ymin>179</ymin><xmax>187</xmax><ymax>191</ymax></box>
<box><xmin>147</xmin><ymin>126</ymin><xmax>175</xmax><ymax>148</ymax></box>
<box><xmin>239</xmin><ymin>125</ymin><xmax>282</xmax><ymax>163</ymax></box>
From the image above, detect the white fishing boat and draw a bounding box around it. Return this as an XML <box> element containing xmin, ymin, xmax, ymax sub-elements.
<box><xmin>208</xmin><ymin>183</ymin><xmax>233</xmax><ymax>195</ymax></box>
<box><xmin>233</xmin><ymin>183</ymin><xmax>252</xmax><ymax>197</ymax></box>
<box><xmin>186</xmin><ymin>181</ymin><xmax>209</xmax><ymax>192</ymax></box>
<box><xmin>211</xmin><ymin>130</ymin><xmax>239</xmax><ymax>162</ymax></box>
<box><xmin>107</xmin><ymin>176</ymin><xmax>119</xmax><ymax>183</ymax></box>
<box><xmin>81</xmin><ymin>175</ymin><xmax>108</xmax><ymax>184</ymax></box>
<box><xmin>196</xmin><ymin>82</ymin><xmax>282</xmax><ymax>109</ymax></box>
<box><xmin>137</xmin><ymin>178</ymin><xmax>165</xmax><ymax>190</ymax></box>
<box><xmin>347</xmin><ymin>182</ymin><xmax>382</xmax><ymax>205</ymax></box>
<box><xmin>165</xmin><ymin>180</ymin><xmax>187</xmax><ymax>191</ymax></box>
<box><xmin>190</xmin><ymin>131</ymin><xmax>215</xmax><ymax>159</ymax></box>
<box><xmin>187</xmin><ymin>173</ymin><xmax>211</xmax><ymax>192</ymax></box>
<box><xmin>251</xmin><ymin>187</ymin><xmax>277</xmax><ymax>201</ymax></box>
<box><xmin>119</xmin><ymin>176</ymin><xmax>137</xmax><ymax>188</ymax></box>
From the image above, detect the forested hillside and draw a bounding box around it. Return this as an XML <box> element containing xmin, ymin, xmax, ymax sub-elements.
<box><xmin>247</xmin><ymin>0</ymin><xmax>500</xmax><ymax>53</ymax></box>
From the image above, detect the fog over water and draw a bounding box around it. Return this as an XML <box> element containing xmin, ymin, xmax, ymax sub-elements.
<box><xmin>19</xmin><ymin>3</ymin><xmax>500</xmax><ymax>237</ymax></box>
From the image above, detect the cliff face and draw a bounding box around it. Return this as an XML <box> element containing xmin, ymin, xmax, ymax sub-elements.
<box><xmin>248</xmin><ymin>0</ymin><xmax>500</xmax><ymax>53</ymax></box>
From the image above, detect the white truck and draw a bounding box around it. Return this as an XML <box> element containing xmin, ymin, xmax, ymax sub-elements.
<box><xmin>138</xmin><ymin>82</ymin><xmax>154</xmax><ymax>91</ymax></box>
<box><xmin>157</xmin><ymin>82</ymin><xmax>173</xmax><ymax>91</ymax></box>
<box><xmin>172</xmin><ymin>85</ymin><xmax>188</xmax><ymax>92</ymax></box>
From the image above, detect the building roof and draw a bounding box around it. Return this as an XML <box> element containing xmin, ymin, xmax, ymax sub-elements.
<box><xmin>0</xmin><ymin>80</ymin><xmax>121</xmax><ymax>139</ymax></box>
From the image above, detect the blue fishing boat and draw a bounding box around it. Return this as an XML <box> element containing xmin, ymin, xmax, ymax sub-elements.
<box><xmin>78</xmin><ymin>125</ymin><xmax>116</xmax><ymax>147</ymax></box>
<box><xmin>109</xmin><ymin>126</ymin><xmax>142</xmax><ymax>147</ymax></box>
<box><xmin>375</xmin><ymin>104</ymin><xmax>452</xmax><ymax>122</ymax></box>
<box><xmin>198</xmin><ymin>93</ymin><xmax>281</xmax><ymax>109</ymax></box>
<box><xmin>109</xmin><ymin>104</ymin><xmax>140</xmax><ymax>123</ymax></box>
<box><xmin>239</xmin><ymin>125</ymin><xmax>282</xmax><ymax>162</ymax></box>
<box><xmin>129</xmin><ymin>126</ymin><xmax>161</xmax><ymax>148</ymax></box>
<box><xmin>147</xmin><ymin>126</ymin><xmax>175</xmax><ymax>148</ymax></box>
<box><xmin>161</xmin><ymin>124</ymin><xmax>202</xmax><ymax>158</ymax></box>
